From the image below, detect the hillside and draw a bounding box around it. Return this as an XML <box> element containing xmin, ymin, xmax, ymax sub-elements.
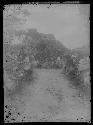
<box><xmin>71</xmin><ymin>45</ymin><xmax>90</xmax><ymax>59</ymax></box>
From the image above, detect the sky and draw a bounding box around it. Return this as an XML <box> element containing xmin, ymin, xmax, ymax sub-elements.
<box><xmin>4</xmin><ymin>4</ymin><xmax>90</xmax><ymax>49</ymax></box>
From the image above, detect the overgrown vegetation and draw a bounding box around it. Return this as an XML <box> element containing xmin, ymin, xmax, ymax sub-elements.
<box><xmin>4</xmin><ymin>29</ymin><xmax>83</xmax><ymax>90</ymax></box>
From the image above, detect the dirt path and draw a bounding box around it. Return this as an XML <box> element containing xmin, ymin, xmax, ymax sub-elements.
<box><xmin>16</xmin><ymin>69</ymin><xmax>90</xmax><ymax>122</ymax></box>
<box><xmin>4</xmin><ymin>69</ymin><xmax>90</xmax><ymax>122</ymax></box>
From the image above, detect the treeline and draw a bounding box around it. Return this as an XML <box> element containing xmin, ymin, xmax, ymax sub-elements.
<box><xmin>4</xmin><ymin>28</ymin><xmax>83</xmax><ymax>93</ymax></box>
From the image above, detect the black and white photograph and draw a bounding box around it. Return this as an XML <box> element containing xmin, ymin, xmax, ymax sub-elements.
<box><xmin>3</xmin><ymin>4</ymin><xmax>90</xmax><ymax>123</ymax></box>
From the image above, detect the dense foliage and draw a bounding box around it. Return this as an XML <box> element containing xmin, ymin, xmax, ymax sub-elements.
<box><xmin>4</xmin><ymin>29</ymin><xmax>83</xmax><ymax>99</ymax></box>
